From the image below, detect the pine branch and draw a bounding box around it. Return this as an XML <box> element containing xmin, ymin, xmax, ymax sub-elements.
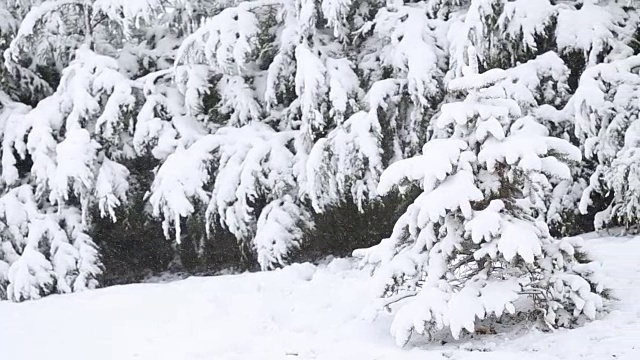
<box><xmin>380</xmin><ymin>291</ymin><xmax>419</xmax><ymax>309</ymax></box>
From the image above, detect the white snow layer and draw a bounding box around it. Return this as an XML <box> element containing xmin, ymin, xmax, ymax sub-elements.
<box><xmin>0</xmin><ymin>235</ymin><xmax>639</xmax><ymax>360</ymax></box>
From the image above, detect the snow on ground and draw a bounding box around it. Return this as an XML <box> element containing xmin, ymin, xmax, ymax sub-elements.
<box><xmin>1</xmin><ymin>235</ymin><xmax>639</xmax><ymax>360</ymax></box>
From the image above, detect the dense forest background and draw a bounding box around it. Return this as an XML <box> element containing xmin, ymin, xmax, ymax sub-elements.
<box><xmin>0</xmin><ymin>0</ymin><xmax>638</xmax><ymax>304</ymax></box>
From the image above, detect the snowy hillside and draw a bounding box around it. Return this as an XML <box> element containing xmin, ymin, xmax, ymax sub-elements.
<box><xmin>1</xmin><ymin>234</ymin><xmax>638</xmax><ymax>360</ymax></box>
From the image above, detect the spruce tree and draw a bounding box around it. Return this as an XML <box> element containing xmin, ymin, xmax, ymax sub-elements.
<box><xmin>0</xmin><ymin>0</ymin><xmax>165</xmax><ymax>300</ymax></box>
<box><xmin>0</xmin><ymin>0</ymin><xmax>634</xmax><ymax>303</ymax></box>
<box><xmin>355</xmin><ymin>48</ymin><xmax>605</xmax><ymax>345</ymax></box>
<box><xmin>571</xmin><ymin>55</ymin><xmax>640</xmax><ymax>229</ymax></box>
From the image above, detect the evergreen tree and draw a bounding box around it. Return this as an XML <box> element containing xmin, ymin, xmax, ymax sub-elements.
<box><xmin>0</xmin><ymin>0</ymin><xmax>634</xmax><ymax>305</ymax></box>
<box><xmin>154</xmin><ymin>0</ymin><xmax>456</xmax><ymax>268</ymax></box>
<box><xmin>571</xmin><ymin>55</ymin><xmax>640</xmax><ymax>229</ymax></box>
<box><xmin>0</xmin><ymin>46</ymin><xmax>136</xmax><ymax>300</ymax></box>
<box><xmin>354</xmin><ymin>48</ymin><xmax>605</xmax><ymax>345</ymax></box>
<box><xmin>0</xmin><ymin>0</ymin><xmax>166</xmax><ymax>300</ymax></box>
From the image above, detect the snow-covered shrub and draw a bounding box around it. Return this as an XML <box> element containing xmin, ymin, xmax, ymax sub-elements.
<box><xmin>355</xmin><ymin>48</ymin><xmax>605</xmax><ymax>346</ymax></box>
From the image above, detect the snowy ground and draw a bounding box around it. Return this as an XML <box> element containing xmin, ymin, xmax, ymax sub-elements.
<box><xmin>1</xmin><ymin>235</ymin><xmax>639</xmax><ymax>360</ymax></box>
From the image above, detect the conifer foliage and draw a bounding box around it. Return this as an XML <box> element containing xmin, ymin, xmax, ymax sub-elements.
<box><xmin>355</xmin><ymin>47</ymin><xmax>605</xmax><ymax>345</ymax></box>
<box><xmin>572</xmin><ymin>55</ymin><xmax>640</xmax><ymax>229</ymax></box>
<box><xmin>0</xmin><ymin>0</ymin><xmax>161</xmax><ymax>300</ymax></box>
<box><xmin>0</xmin><ymin>1</ymin><xmax>637</xmax><ymax>346</ymax></box>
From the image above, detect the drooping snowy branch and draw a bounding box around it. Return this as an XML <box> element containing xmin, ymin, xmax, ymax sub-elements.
<box><xmin>149</xmin><ymin>122</ymin><xmax>312</xmax><ymax>270</ymax></box>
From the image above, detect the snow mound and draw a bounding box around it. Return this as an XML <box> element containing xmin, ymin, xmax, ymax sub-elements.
<box><xmin>0</xmin><ymin>236</ymin><xmax>639</xmax><ymax>360</ymax></box>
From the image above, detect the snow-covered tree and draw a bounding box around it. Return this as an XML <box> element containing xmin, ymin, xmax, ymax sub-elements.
<box><xmin>447</xmin><ymin>0</ymin><xmax>557</xmax><ymax>79</ymax></box>
<box><xmin>307</xmin><ymin>0</ymin><xmax>451</xmax><ymax>212</ymax></box>
<box><xmin>0</xmin><ymin>0</ymin><xmax>194</xmax><ymax>299</ymax></box>
<box><xmin>149</xmin><ymin>0</ymin><xmax>371</xmax><ymax>268</ymax></box>
<box><xmin>148</xmin><ymin>0</ymin><xmax>640</xmax><ymax>272</ymax></box>
<box><xmin>570</xmin><ymin>55</ymin><xmax>640</xmax><ymax>229</ymax></box>
<box><xmin>0</xmin><ymin>1</ymin><xmax>36</xmax><ymax>97</ymax></box>
<box><xmin>0</xmin><ymin>42</ymin><xmax>135</xmax><ymax>299</ymax></box>
<box><xmin>555</xmin><ymin>0</ymin><xmax>639</xmax><ymax>66</ymax></box>
<box><xmin>148</xmin><ymin>123</ymin><xmax>313</xmax><ymax>270</ymax></box>
<box><xmin>0</xmin><ymin>185</ymin><xmax>100</xmax><ymax>301</ymax></box>
<box><xmin>1</xmin><ymin>0</ymin><xmax>636</xmax><ymax>303</ymax></box>
<box><xmin>446</xmin><ymin>0</ymin><xmax>639</xmax><ymax>87</ymax></box>
<box><xmin>0</xmin><ymin>2</ymin><xmax>18</xmax><ymax>59</ymax></box>
<box><xmin>3</xmin><ymin>0</ymin><xmax>165</xmax><ymax>103</ymax></box>
<box><xmin>307</xmin><ymin>0</ymin><xmax>637</xmax><ymax>217</ymax></box>
<box><xmin>156</xmin><ymin>0</ymin><xmax>458</xmax><ymax>267</ymax></box>
<box><xmin>354</xmin><ymin>48</ymin><xmax>605</xmax><ymax>346</ymax></box>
